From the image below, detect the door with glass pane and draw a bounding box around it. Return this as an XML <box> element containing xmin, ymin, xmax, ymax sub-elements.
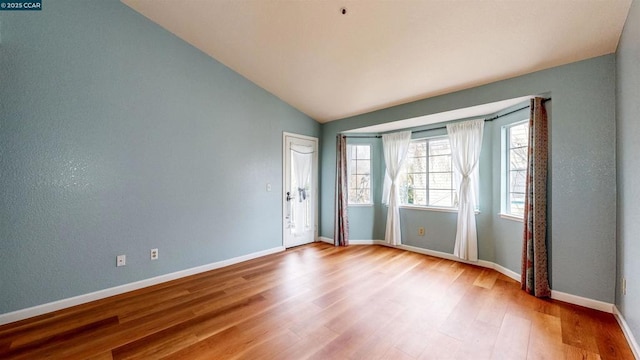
<box><xmin>283</xmin><ymin>133</ymin><xmax>318</xmax><ymax>248</ymax></box>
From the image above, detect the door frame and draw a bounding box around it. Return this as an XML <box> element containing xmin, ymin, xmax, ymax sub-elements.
<box><xmin>282</xmin><ymin>132</ymin><xmax>319</xmax><ymax>248</ymax></box>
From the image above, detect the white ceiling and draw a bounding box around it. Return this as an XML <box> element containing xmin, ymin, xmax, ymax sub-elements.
<box><xmin>122</xmin><ymin>0</ymin><xmax>632</xmax><ymax>123</ymax></box>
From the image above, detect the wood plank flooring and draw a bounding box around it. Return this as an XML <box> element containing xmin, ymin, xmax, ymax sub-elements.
<box><xmin>0</xmin><ymin>243</ymin><xmax>634</xmax><ymax>359</ymax></box>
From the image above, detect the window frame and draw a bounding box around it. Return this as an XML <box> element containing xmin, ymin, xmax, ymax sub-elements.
<box><xmin>398</xmin><ymin>136</ymin><xmax>457</xmax><ymax>210</ymax></box>
<box><xmin>347</xmin><ymin>144</ymin><xmax>373</xmax><ymax>206</ymax></box>
<box><xmin>501</xmin><ymin>120</ymin><xmax>530</xmax><ymax>221</ymax></box>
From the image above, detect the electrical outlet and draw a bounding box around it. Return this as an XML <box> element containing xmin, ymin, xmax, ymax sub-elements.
<box><xmin>623</xmin><ymin>278</ymin><xmax>627</xmax><ymax>295</ymax></box>
<box><xmin>418</xmin><ymin>227</ymin><xmax>425</xmax><ymax>236</ymax></box>
<box><xmin>117</xmin><ymin>255</ymin><xmax>126</xmax><ymax>267</ymax></box>
<box><xmin>151</xmin><ymin>248</ymin><xmax>158</xmax><ymax>260</ymax></box>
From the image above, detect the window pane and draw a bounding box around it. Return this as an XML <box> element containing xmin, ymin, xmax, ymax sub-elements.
<box><xmin>349</xmin><ymin>175</ymin><xmax>359</xmax><ymax>190</ymax></box>
<box><xmin>510</xmin><ymin>147</ymin><xmax>528</xmax><ymax>170</ymax></box>
<box><xmin>349</xmin><ymin>146</ymin><xmax>357</xmax><ymax>160</ymax></box>
<box><xmin>347</xmin><ymin>144</ymin><xmax>371</xmax><ymax>204</ymax></box>
<box><xmin>429</xmin><ymin>172</ymin><xmax>452</xmax><ymax>190</ymax></box>
<box><xmin>429</xmin><ymin>190</ymin><xmax>453</xmax><ymax>207</ymax></box>
<box><xmin>412</xmin><ymin>189</ymin><xmax>427</xmax><ymax>206</ymax></box>
<box><xmin>357</xmin><ymin>174</ymin><xmax>370</xmax><ymax>191</ymax></box>
<box><xmin>356</xmin><ymin>188</ymin><xmax>370</xmax><ymax>204</ymax></box>
<box><xmin>398</xmin><ymin>138</ymin><xmax>456</xmax><ymax>209</ymax></box>
<box><xmin>408</xmin><ymin>173</ymin><xmax>427</xmax><ymax>189</ymax></box>
<box><xmin>356</xmin><ymin>145</ymin><xmax>370</xmax><ymax>160</ymax></box>
<box><xmin>356</xmin><ymin>160</ymin><xmax>370</xmax><ymax>175</ymax></box>
<box><xmin>510</xmin><ymin>170</ymin><xmax>527</xmax><ymax>194</ymax></box>
<box><xmin>503</xmin><ymin>121</ymin><xmax>530</xmax><ymax>217</ymax></box>
<box><xmin>510</xmin><ymin>123</ymin><xmax>529</xmax><ymax>148</ymax></box>
<box><xmin>349</xmin><ymin>188</ymin><xmax>357</xmax><ymax>201</ymax></box>
<box><xmin>510</xmin><ymin>192</ymin><xmax>525</xmax><ymax>217</ymax></box>
<box><xmin>429</xmin><ymin>155</ymin><xmax>452</xmax><ymax>172</ymax></box>
<box><xmin>411</xmin><ymin>142</ymin><xmax>427</xmax><ymax>157</ymax></box>
<box><xmin>406</xmin><ymin>156</ymin><xmax>426</xmax><ymax>173</ymax></box>
<box><xmin>350</xmin><ymin>160</ymin><xmax>358</xmax><ymax>174</ymax></box>
<box><xmin>429</xmin><ymin>139</ymin><xmax>451</xmax><ymax>155</ymax></box>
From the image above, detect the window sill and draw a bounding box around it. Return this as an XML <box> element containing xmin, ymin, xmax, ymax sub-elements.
<box><xmin>499</xmin><ymin>213</ymin><xmax>524</xmax><ymax>222</ymax></box>
<box><xmin>399</xmin><ymin>205</ymin><xmax>481</xmax><ymax>215</ymax></box>
<box><xmin>348</xmin><ymin>203</ymin><xmax>374</xmax><ymax>207</ymax></box>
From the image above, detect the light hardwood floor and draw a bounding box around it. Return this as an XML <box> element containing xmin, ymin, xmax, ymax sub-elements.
<box><xmin>0</xmin><ymin>243</ymin><xmax>634</xmax><ymax>359</ymax></box>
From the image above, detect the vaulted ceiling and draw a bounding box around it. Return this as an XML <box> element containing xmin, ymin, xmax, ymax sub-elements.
<box><xmin>122</xmin><ymin>0</ymin><xmax>632</xmax><ymax>123</ymax></box>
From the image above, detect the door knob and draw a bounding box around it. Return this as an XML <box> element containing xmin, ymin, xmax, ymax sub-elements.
<box><xmin>286</xmin><ymin>191</ymin><xmax>295</xmax><ymax>202</ymax></box>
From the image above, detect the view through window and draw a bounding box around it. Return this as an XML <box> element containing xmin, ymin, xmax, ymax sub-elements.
<box><xmin>504</xmin><ymin>121</ymin><xmax>529</xmax><ymax>217</ymax></box>
<box><xmin>399</xmin><ymin>138</ymin><xmax>456</xmax><ymax>207</ymax></box>
<box><xmin>347</xmin><ymin>144</ymin><xmax>371</xmax><ymax>205</ymax></box>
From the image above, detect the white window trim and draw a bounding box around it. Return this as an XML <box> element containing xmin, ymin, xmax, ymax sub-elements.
<box><xmin>400</xmin><ymin>136</ymin><xmax>458</xmax><ymax>209</ymax></box>
<box><xmin>347</xmin><ymin>144</ymin><xmax>373</xmax><ymax>206</ymax></box>
<box><xmin>501</xmin><ymin>120</ymin><xmax>529</xmax><ymax>219</ymax></box>
<box><xmin>400</xmin><ymin>204</ymin><xmax>457</xmax><ymax>213</ymax></box>
<box><xmin>398</xmin><ymin>204</ymin><xmax>481</xmax><ymax>214</ymax></box>
<box><xmin>499</xmin><ymin>212</ymin><xmax>524</xmax><ymax>222</ymax></box>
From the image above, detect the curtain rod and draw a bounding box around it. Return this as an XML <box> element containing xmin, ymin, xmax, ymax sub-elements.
<box><xmin>343</xmin><ymin>97</ymin><xmax>551</xmax><ymax>138</ymax></box>
<box><xmin>412</xmin><ymin>97</ymin><xmax>551</xmax><ymax>134</ymax></box>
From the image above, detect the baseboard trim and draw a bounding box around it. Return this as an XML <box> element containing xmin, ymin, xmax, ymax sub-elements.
<box><xmin>349</xmin><ymin>239</ymin><xmax>382</xmax><ymax>245</ymax></box>
<box><xmin>613</xmin><ymin>306</ymin><xmax>640</xmax><ymax>359</ymax></box>
<box><xmin>549</xmin><ymin>290</ymin><xmax>613</xmax><ymax>313</ymax></box>
<box><xmin>0</xmin><ymin>246</ymin><xmax>285</xmax><ymax>326</ymax></box>
<box><xmin>324</xmin><ymin>237</ymin><xmax>615</xmax><ymax>314</ymax></box>
<box><xmin>352</xmin><ymin>240</ymin><xmax>521</xmax><ymax>282</ymax></box>
<box><xmin>392</xmin><ymin>243</ymin><xmax>521</xmax><ymax>282</ymax></box>
<box><xmin>492</xmin><ymin>262</ymin><xmax>520</xmax><ymax>282</ymax></box>
<box><xmin>318</xmin><ymin>236</ymin><xmax>334</xmax><ymax>244</ymax></box>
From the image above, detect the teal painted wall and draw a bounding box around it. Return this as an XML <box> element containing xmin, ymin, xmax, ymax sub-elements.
<box><xmin>345</xmin><ymin>136</ymin><xmax>386</xmax><ymax>240</ymax></box>
<box><xmin>616</xmin><ymin>0</ymin><xmax>640</xmax><ymax>345</ymax></box>
<box><xmin>342</xmin><ymin>102</ymin><xmax>537</xmax><ymax>274</ymax></box>
<box><xmin>397</xmin><ymin>124</ymin><xmax>494</xmax><ymax>261</ymax></box>
<box><xmin>489</xmin><ymin>103</ymin><xmax>536</xmax><ymax>274</ymax></box>
<box><xmin>0</xmin><ymin>0</ymin><xmax>319</xmax><ymax>314</ymax></box>
<box><xmin>321</xmin><ymin>55</ymin><xmax>617</xmax><ymax>303</ymax></box>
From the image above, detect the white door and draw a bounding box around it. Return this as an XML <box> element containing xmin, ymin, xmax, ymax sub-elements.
<box><xmin>283</xmin><ymin>133</ymin><xmax>318</xmax><ymax>248</ymax></box>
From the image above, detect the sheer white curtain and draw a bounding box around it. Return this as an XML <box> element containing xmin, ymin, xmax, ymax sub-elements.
<box><xmin>382</xmin><ymin>131</ymin><xmax>412</xmax><ymax>245</ymax></box>
<box><xmin>447</xmin><ymin>119</ymin><xmax>484</xmax><ymax>261</ymax></box>
<box><xmin>291</xmin><ymin>144</ymin><xmax>313</xmax><ymax>234</ymax></box>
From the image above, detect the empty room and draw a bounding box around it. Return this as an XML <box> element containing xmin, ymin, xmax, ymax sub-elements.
<box><xmin>1</xmin><ymin>0</ymin><xmax>639</xmax><ymax>359</ymax></box>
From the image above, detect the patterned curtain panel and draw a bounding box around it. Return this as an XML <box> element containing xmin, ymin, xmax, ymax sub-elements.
<box><xmin>334</xmin><ymin>135</ymin><xmax>349</xmax><ymax>246</ymax></box>
<box><xmin>521</xmin><ymin>97</ymin><xmax>551</xmax><ymax>297</ymax></box>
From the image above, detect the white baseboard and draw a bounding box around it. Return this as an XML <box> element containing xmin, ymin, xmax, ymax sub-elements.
<box><xmin>352</xmin><ymin>240</ymin><xmax>521</xmax><ymax>282</ymax></box>
<box><xmin>322</xmin><ymin>237</ymin><xmax>615</xmax><ymax>314</ymax></box>
<box><xmin>318</xmin><ymin>236</ymin><xmax>334</xmax><ymax>244</ymax></box>
<box><xmin>393</xmin><ymin>243</ymin><xmax>520</xmax><ymax>282</ymax></box>
<box><xmin>349</xmin><ymin>239</ymin><xmax>383</xmax><ymax>245</ymax></box>
<box><xmin>550</xmin><ymin>290</ymin><xmax>614</xmax><ymax>313</ymax></box>
<box><xmin>492</xmin><ymin>262</ymin><xmax>520</xmax><ymax>282</ymax></box>
<box><xmin>0</xmin><ymin>246</ymin><xmax>285</xmax><ymax>326</ymax></box>
<box><xmin>614</xmin><ymin>306</ymin><xmax>640</xmax><ymax>359</ymax></box>
<box><xmin>395</xmin><ymin>244</ymin><xmax>614</xmax><ymax>313</ymax></box>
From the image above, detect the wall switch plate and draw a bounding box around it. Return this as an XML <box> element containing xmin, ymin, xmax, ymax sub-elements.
<box><xmin>418</xmin><ymin>227</ymin><xmax>425</xmax><ymax>236</ymax></box>
<box><xmin>117</xmin><ymin>255</ymin><xmax>126</xmax><ymax>267</ymax></box>
<box><xmin>151</xmin><ymin>248</ymin><xmax>158</xmax><ymax>260</ymax></box>
<box><xmin>266</xmin><ymin>183</ymin><xmax>272</xmax><ymax>192</ymax></box>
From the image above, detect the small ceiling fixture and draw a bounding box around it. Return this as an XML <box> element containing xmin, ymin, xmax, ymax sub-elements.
<box><xmin>340</xmin><ymin>7</ymin><xmax>347</xmax><ymax>15</ymax></box>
